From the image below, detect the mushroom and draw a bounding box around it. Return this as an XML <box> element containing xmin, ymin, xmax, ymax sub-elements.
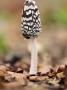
<box><xmin>21</xmin><ymin>0</ymin><xmax>41</xmax><ymax>74</ymax></box>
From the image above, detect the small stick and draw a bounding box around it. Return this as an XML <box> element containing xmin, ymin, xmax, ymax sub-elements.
<box><xmin>30</xmin><ymin>38</ymin><xmax>38</xmax><ymax>74</ymax></box>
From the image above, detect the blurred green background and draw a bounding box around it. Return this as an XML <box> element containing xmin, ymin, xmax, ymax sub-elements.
<box><xmin>0</xmin><ymin>0</ymin><xmax>67</xmax><ymax>68</ymax></box>
<box><xmin>0</xmin><ymin>1</ymin><xmax>67</xmax><ymax>90</ymax></box>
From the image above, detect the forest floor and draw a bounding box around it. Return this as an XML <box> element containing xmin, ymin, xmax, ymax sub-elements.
<box><xmin>0</xmin><ymin>63</ymin><xmax>67</xmax><ymax>90</ymax></box>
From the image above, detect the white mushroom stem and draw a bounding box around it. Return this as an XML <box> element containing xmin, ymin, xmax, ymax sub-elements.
<box><xmin>30</xmin><ymin>38</ymin><xmax>38</xmax><ymax>74</ymax></box>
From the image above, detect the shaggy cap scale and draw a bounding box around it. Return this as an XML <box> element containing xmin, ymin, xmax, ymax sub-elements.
<box><xmin>21</xmin><ymin>0</ymin><xmax>41</xmax><ymax>39</ymax></box>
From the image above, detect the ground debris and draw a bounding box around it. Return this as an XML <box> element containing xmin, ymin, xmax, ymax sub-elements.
<box><xmin>27</xmin><ymin>64</ymin><xmax>67</xmax><ymax>88</ymax></box>
<box><xmin>0</xmin><ymin>64</ymin><xmax>67</xmax><ymax>89</ymax></box>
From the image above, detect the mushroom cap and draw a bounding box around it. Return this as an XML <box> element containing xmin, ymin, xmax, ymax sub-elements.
<box><xmin>21</xmin><ymin>0</ymin><xmax>41</xmax><ymax>39</ymax></box>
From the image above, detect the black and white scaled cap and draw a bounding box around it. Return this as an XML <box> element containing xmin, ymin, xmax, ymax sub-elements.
<box><xmin>21</xmin><ymin>0</ymin><xmax>41</xmax><ymax>39</ymax></box>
